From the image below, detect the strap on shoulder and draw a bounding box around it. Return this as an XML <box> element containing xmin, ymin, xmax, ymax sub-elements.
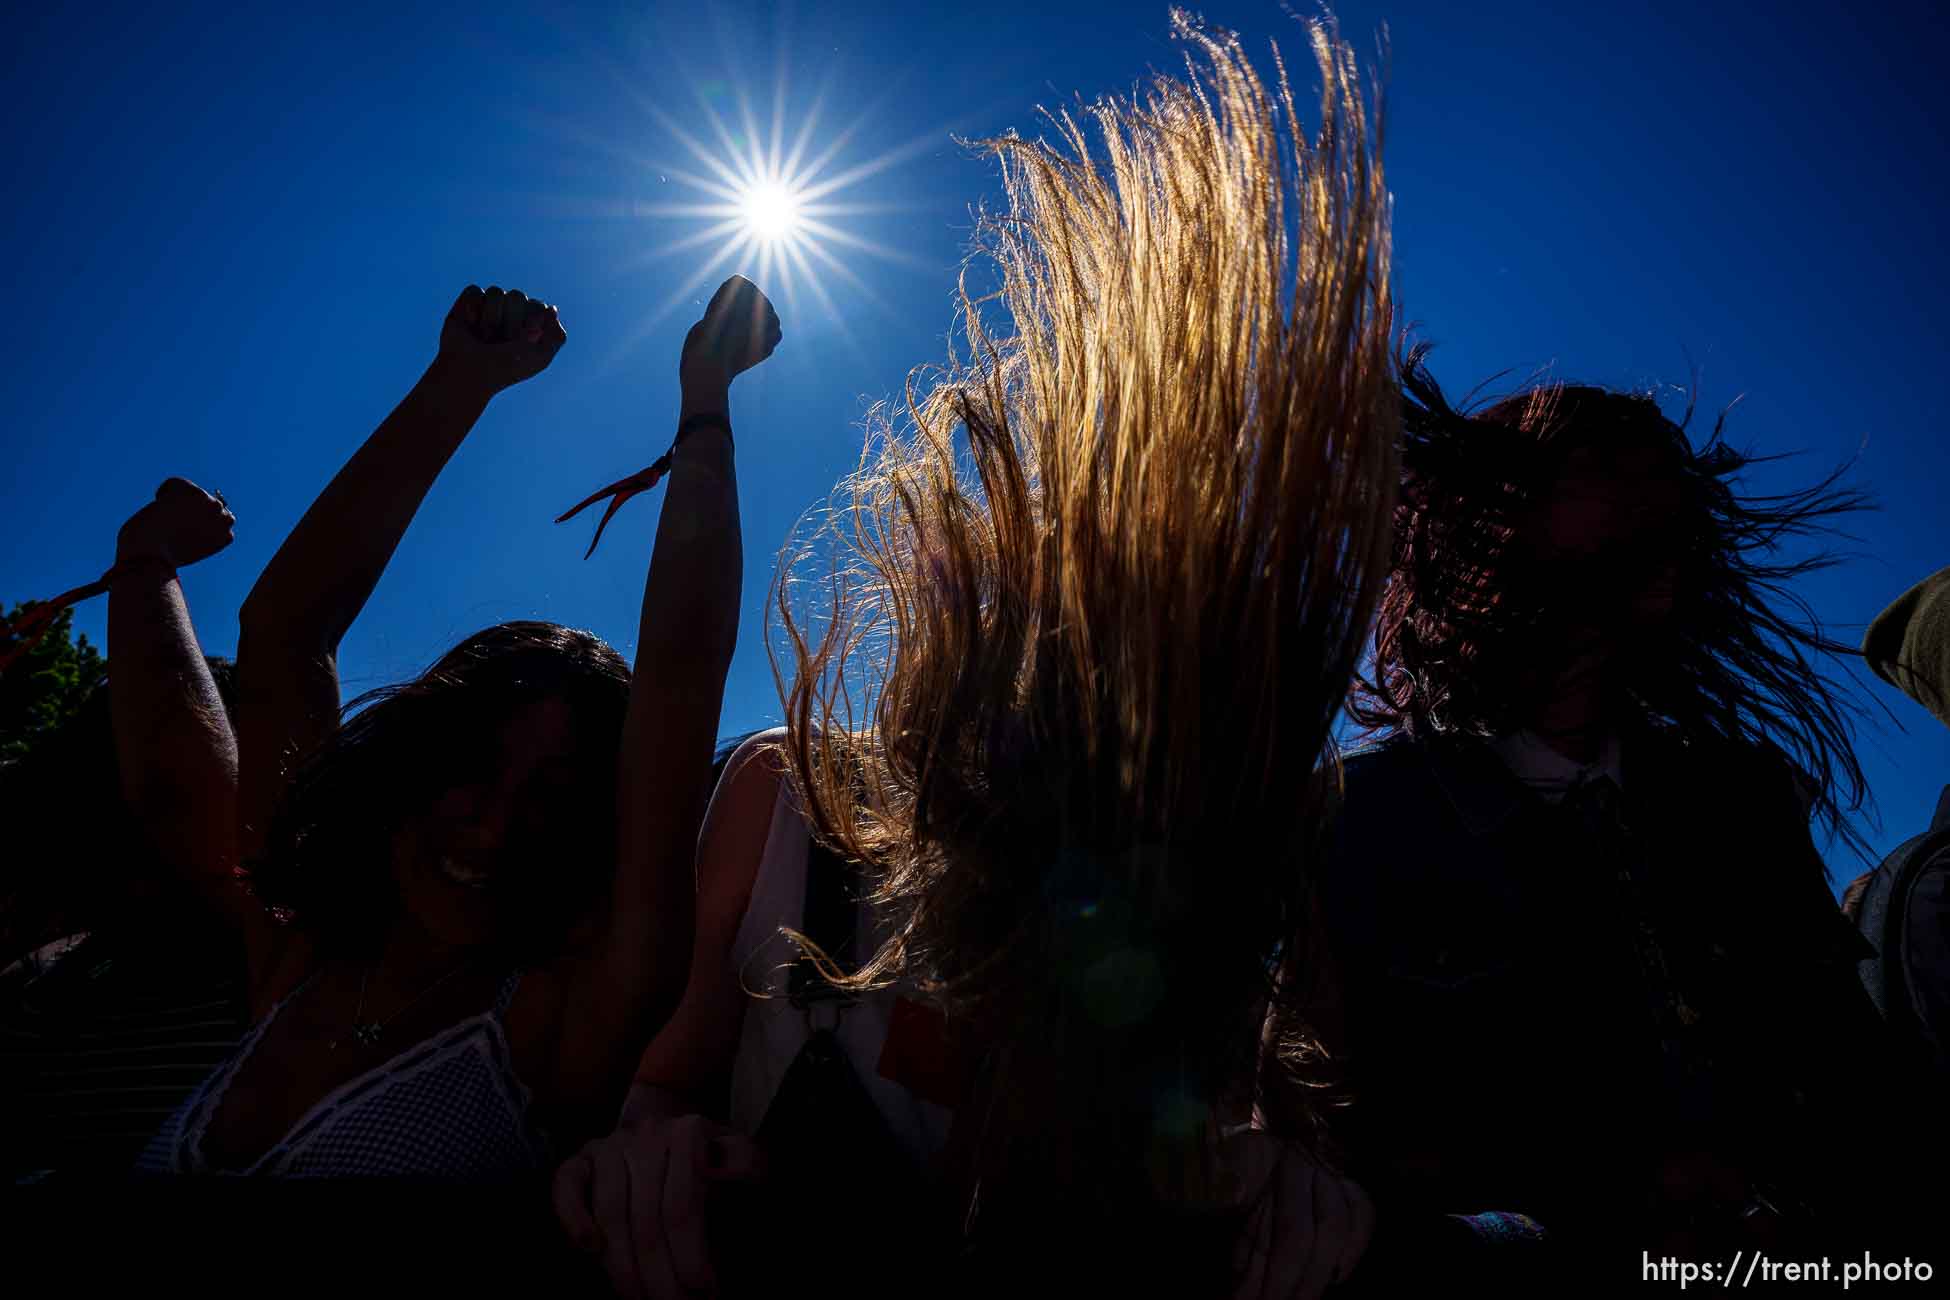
<box><xmin>491</xmin><ymin>969</ymin><xmax>524</xmax><ymax>1019</ymax></box>
<box><xmin>788</xmin><ymin>833</ymin><xmax>858</xmax><ymax>1010</ymax></box>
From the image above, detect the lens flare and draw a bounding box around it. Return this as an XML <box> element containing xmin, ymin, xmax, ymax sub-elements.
<box><xmin>591</xmin><ymin>56</ymin><xmax>948</xmax><ymax>356</ymax></box>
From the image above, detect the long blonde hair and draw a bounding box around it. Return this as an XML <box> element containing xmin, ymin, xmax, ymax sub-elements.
<box><xmin>775</xmin><ymin>6</ymin><xmax>1397</xmax><ymax>1242</ymax></box>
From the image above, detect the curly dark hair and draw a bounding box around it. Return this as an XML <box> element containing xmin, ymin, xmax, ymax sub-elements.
<box><xmin>248</xmin><ymin>621</ymin><xmax>630</xmax><ymax>960</ymax></box>
<box><xmin>1349</xmin><ymin>341</ymin><xmax>1873</xmax><ymax>851</ymax></box>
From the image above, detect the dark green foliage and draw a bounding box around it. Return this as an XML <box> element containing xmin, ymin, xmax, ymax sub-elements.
<box><xmin>1</xmin><ymin>601</ymin><xmax>108</xmax><ymax>766</ymax></box>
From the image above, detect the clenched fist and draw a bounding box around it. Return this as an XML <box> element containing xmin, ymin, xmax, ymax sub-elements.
<box><xmin>679</xmin><ymin>276</ymin><xmax>781</xmax><ymax>391</ymax></box>
<box><xmin>116</xmin><ymin>477</ymin><xmax>236</xmax><ymax>570</ymax></box>
<box><xmin>436</xmin><ymin>284</ymin><xmax>568</xmax><ymax>397</ymax></box>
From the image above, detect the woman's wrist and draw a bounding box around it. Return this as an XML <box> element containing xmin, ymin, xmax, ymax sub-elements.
<box><xmin>678</xmin><ymin>373</ymin><xmax>731</xmax><ymax>423</ymax></box>
<box><xmin>674</xmin><ymin>383</ymin><xmax>734</xmax><ymax>472</ymax></box>
<box><xmin>618</xmin><ymin>1079</ymin><xmax>697</xmax><ymax>1131</ymax></box>
<box><xmin>417</xmin><ymin>355</ymin><xmax>499</xmax><ymax>418</ymax></box>
<box><xmin>676</xmin><ymin>411</ymin><xmax>733</xmax><ymax>441</ymax></box>
<box><xmin>106</xmin><ymin>550</ymin><xmax>179</xmax><ymax>583</ymax></box>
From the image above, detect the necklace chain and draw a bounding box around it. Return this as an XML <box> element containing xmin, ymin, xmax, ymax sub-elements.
<box><xmin>329</xmin><ymin>958</ymin><xmax>474</xmax><ymax>1051</ymax></box>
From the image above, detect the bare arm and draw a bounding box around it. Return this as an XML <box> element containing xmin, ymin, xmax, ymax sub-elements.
<box><xmin>108</xmin><ymin>479</ymin><xmax>241</xmax><ymax>921</ymax></box>
<box><xmin>621</xmin><ymin>734</ymin><xmax>786</xmax><ymax>1121</ymax></box>
<box><xmin>233</xmin><ymin>287</ymin><xmax>565</xmax><ymax>878</ymax></box>
<box><xmin>551</xmin><ymin>733</ymin><xmax>785</xmax><ymax>1295</ymax></box>
<box><xmin>544</xmin><ymin>277</ymin><xmax>781</xmax><ymax>1116</ymax></box>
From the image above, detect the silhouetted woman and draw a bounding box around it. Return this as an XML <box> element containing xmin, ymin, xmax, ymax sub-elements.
<box><xmin>558</xmin><ymin>16</ymin><xmax>1396</xmax><ymax>1297</ymax></box>
<box><xmin>132</xmin><ymin>274</ymin><xmax>780</xmax><ymax>1177</ymax></box>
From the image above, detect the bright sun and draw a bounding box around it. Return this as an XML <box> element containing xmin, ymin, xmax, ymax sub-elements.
<box><xmin>740</xmin><ymin>181</ymin><xmax>803</xmax><ymax>242</ymax></box>
<box><xmin>622</xmin><ymin>71</ymin><xmax>942</xmax><ymax>342</ymax></box>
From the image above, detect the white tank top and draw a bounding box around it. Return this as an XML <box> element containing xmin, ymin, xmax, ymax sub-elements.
<box><xmin>725</xmin><ymin>780</ymin><xmax>952</xmax><ymax>1163</ymax></box>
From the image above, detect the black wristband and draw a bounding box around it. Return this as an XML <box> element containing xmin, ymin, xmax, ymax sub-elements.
<box><xmin>676</xmin><ymin>412</ymin><xmax>733</xmax><ymax>443</ymax></box>
<box><xmin>104</xmin><ymin>556</ymin><xmax>178</xmax><ymax>587</ymax></box>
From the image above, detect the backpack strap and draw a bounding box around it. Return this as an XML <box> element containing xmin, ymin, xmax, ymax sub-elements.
<box><xmin>1856</xmin><ymin>785</ymin><xmax>1950</xmax><ymax>1030</ymax></box>
<box><xmin>1894</xmin><ymin>789</ymin><xmax>1950</xmax><ymax>1058</ymax></box>
<box><xmin>787</xmin><ymin>830</ymin><xmax>858</xmax><ymax>1010</ymax></box>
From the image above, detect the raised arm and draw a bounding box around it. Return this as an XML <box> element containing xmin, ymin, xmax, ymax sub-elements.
<box><xmin>552</xmin><ymin>732</ymin><xmax>786</xmax><ymax>1299</ymax></box>
<box><xmin>108</xmin><ymin>478</ymin><xmax>240</xmax><ymax>914</ymax></box>
<box><xmin>547</xmin><ymin>276</ymin><xmax>781</xmax><ymax>1113</ymax></box>
<box><xmin>233</xmin><ymin>286</ymin><xmax>565</xmax><ymax>877</ymax></box>
<box><xmin>630</xmin><ymin>734</ymin><xmax>786</xmax><ymax>1114</ymax></box>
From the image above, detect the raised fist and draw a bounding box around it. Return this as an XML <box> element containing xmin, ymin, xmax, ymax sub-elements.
<box><xmin>679</xmin><ymin>275</ymin><xmax>781</xmax><ymax>389</ymax></box>
<box><xmin>116</xmin><ymin>477</ymin><xmax>236</xmax><ymax>570</ymax></box>
<box><xmin>436</xmin><ymin>284</ymin><xmax>568</xmax><ymax>396</ymax></box>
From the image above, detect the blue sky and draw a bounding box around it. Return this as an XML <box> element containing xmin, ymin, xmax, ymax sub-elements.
<box><xmin>5</xmin><ymin>1</ymin><xmax>1945</xmax><ymax>883</ymax></box>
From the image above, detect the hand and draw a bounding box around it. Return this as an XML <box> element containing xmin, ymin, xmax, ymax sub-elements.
<box><xmin>679</xmin><ymin>275</ymin><xmax>781</xmax><ymax>391</ymax></box>
<box><xmin>552</xmin><ymin>1112</ymin><xmax>765</xmax><ymax>1299</ymax></box>
<box><xmin>1225</xmin><ymin>1131</ymin><xmax>1376</xmax><ymax>1300</ymax></box>
<box><xmin>116</xmin><ymin>477</ymin><xmax>236</xmax><ymax>570</ymax></box>
<box><xmin>435</xmin><ymin>284</ymin><xmax>567</xmax><ymax>397</ymax></box>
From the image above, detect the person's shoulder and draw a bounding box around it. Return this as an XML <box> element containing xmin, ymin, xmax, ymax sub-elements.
<box><xmin>1648</xmin><ymin>729</ymin><xmax>1811</xmax><ymax>814</ymax></box>
<box><xmin>1336</xmin><ymin>732</ymin><xmax>1442</xmax><ymax>811</ymax></box>
<box><xmin>719</xmin><ymin>727</ymin><xmax>789</xmax><ymax>785</ymax></box>
<box><xmin>1339</xmin><ymin>732</ymin><xmax>1423</xmax><ymax>781</ymax></box>
<box><xmin>704</xmin><ymin>728</ymin><xmax>792</xmax><ymax>846</ymax></box>
<box><xmin>1322</xmin><ymin>734</ymin><xmax>1444</xmax><ymax>879</ymax></box>
<box><xmin>700</xmin><ymin>728</ymin><xmax>824</xmax><ymax>909</ymax></box>
<box><xmin>1324</xmin><ymin>730</ymin><xmax>1514</xmax><ymax>884</ymax></box>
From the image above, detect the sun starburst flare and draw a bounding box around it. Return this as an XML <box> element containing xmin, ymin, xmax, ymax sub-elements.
<box><xmin>602</xmin><ymin>66</ymin><xmax>953</xmax><ymax>359</ymax></box>
<box><xmin>740</xmin><ymin>179</ymin><xmax>804</xmax><ymax>242</ymax></box>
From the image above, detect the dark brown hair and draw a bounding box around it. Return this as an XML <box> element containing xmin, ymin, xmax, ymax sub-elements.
<box><xmin>1351</xmin><ymin>341</ymin><xmax>1873</xmax><ymax>851</ymax></box>
<box><xmin>248</xmin><ymin>621</ymin><xmax>629</xmax><ymax>959</ymax></box>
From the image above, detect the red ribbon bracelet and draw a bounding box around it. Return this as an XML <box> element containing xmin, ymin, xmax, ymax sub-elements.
<box><xmin>0</xmin><ymin>559</ymin><xmax>173</xmax><ymax>675</ymax></box>
<box><xmin>556</xmin><ymin>414</ymin><xmax>732</xmax><ymax>559</ymax></box>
